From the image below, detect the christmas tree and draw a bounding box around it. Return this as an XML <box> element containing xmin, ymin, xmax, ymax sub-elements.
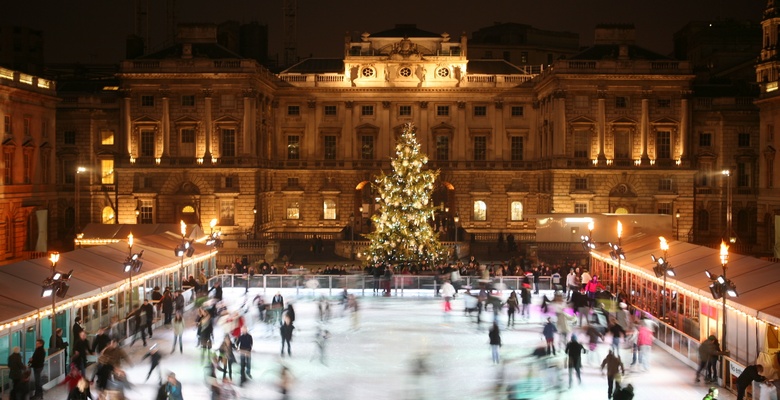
<box><xmin>364</xmin><ymin>122</ymin><xmax>446</xmax><ymax>266</ymax></box>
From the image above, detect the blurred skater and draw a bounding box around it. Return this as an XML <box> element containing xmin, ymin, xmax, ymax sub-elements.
<box><xmin>489</xmin><ymin>322</ymin><xmax>502</xmax><ymax>364</ymax></box>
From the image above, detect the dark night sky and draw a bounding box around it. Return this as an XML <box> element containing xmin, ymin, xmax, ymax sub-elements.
<box><xmin>0</xmin><ymin>0</ymin><xmax>769</xmax><ymax>64</ymax></box>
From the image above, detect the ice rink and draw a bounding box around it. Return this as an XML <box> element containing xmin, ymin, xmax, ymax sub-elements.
<box><xmin>44</xmin><ymin>287</ymin><xmax>737</xmax><ymax>400</ymax></box>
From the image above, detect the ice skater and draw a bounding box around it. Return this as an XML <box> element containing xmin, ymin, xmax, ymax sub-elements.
<box><xmin>565</xmin><ymin>334</ymin><xmax>586</xmax><ymax>388</ymax></box>
<box><xmin>142</xmin><ymin>343</ymin><xmax>162</xmax><ymax>384</ymax></box>
<box><xmin>280</xmin><ymin>315</ymin><xmax>295</xmax><ymax>357</ymax></box>
<box><xmin>489</xmin><ymin>322</ymin><xmax>502</xmax><ymax>364</ymax></box>
<box><xmin>311</xmin><ymin>327</ymin><xmax>331</xmax><ymax>365</ymax></box>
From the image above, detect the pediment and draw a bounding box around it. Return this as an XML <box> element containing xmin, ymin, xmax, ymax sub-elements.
<box><xmin>214</xmin><ymin>115</ymin><xmax>240</xmax><ymax>124</ymax></box>
<box><xmin>569</xmin><ymin>116</ymin><xmax>596</xmax><ymax>124</ymax></box>
<box><xmin>355</xmin><ymin>123</ymin><xmax>379</xmax><ymax>133</ymax></box>
<box><xmin>652</xmin><ymin>117</ymin><xmax>678</xmax><ymax>125</ymax></box>
<box><xmin>173</xmin><ymin>116</ymin><xmax>200</xmax><ymax>124</ymax></box>
<box><xmin>430</xmin><ymin>122</ymin><xmax>455</xmax><ymax>133</ymax></box>
<box><xmin>133</xmin><ymin>115</ymin><xmax>159</xmax><ymax>124</ymax></box>
<box><xmin>610</xmin><ymin>117</ymin><xmax>637</xmax><ymax>124</ymax></box>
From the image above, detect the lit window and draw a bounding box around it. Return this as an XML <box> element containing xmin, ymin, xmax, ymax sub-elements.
<box><xmin>101</xmin><ymin>159</ymin><xmax>114</xmax><ymax>184</ymax></box>
<box><xmin>140</xmin><ymin>200</ymin><xmax>154</xmax><ymax>224</ymax></box>
<box><xmin>102</xmin><ymin>206</ymin><xmax>115</xmax><ymax>224</ymax></box>
<box><xmin>287</xmin><ymin>135</ymin><xmax>300</xmax><ymax>160</ymax></box>
<box><xmin>287</xmin><ymin>201</ymin><xmax>300</xmax><ymax>220</ymax></box>
<box><xmin>510</xmin><ymin>201</ymin><xmax>523</xmax><ymax>221</ymax></box>
<box><xmin>220</xmin><ymin>199</ymin><xmax>235</xmax><ymax>225</ymax></box>
<box><xmin>323</xmin><ymin>200</ymin><xmax>336</xmax><ymax>220</ymax></box>
<box><xmin>473</xmin><ymin>200</ymin><xmax>487</xmax><ymax>221</ymax></box>
<box><xmin>574</xmin><ymin>203</ymin><xmax>588</xmax><ymax>214</ymax></box>
<box><xmin>101</xmin><ymin>130</ymin><xmax>114</xmax><ymax>145</ymax></box>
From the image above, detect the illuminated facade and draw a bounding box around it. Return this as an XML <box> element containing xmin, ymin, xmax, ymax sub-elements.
<box><xmin>0</xmin><ymin>66</ymin><xmax>58</xmax><ymax>263</ymax></box>
<box><xmin>64</xmin><ymin>23</ymin><xmax>714</xmax><ymax>258</ymax></box>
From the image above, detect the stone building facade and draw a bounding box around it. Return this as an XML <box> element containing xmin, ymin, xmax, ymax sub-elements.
<box><xmin>0</xmin><ymin>66</ymin><xmax>58</xmax><ymax>263</ymax></box>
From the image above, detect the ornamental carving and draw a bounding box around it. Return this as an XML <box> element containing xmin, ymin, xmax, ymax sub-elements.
<box><xmin>389</xmin><ymin>37</ymin><xmax>422</xmax><ymax>61</ymax></box>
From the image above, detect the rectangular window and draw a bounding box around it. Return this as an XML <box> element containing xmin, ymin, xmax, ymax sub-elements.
<box><xmin>101</xmin><ymin>159</ymin><xmax>114</xmax><ymax>184</ymax></box>
<box><xmin>287</xmin><ymin>135</ymin><xmax>300</xmax><ymax>159</ymax></box>
<box><xmin>656</xmin><ymin>131</ymin><xmax>671</xmax><ymax>159</ymax></box>
<box><xmin>361</xmin><ymin>135</ymin><xmax>374</xmax><ymax>160</ymax></box>
<box><xmin>323</xmin><ymin>200</ymin><xmax>337</xmax><ymax>220</ymax></box>
<box><xmin>399</xmin><ymin>105</ymin><xmax>412</xmax><ymax>116</ymax></box>
<box><xmin>614</xmin><ymin>130</ymin><xmax>630</xmax><ymax>159</ymax></box>
<box><xmin>574</xmin><ymin>130</ymin><xmax>589</xmax><ymax>158</ymax></box>
<box><xmin>181</xmin><ymin>95</ymin><xmax>196</xmax><ymax>107</ymax></box>
<box><xmin>769</xmin><ymin>124</ymin><xmax>775</xmax><ymax>144</ymax></box>
<box><xmin>738</xmin><ymin>133</ymin><xmax>751</xmax><ymax>147</ymax></box>
<box><xmin>23</xmin><ymin>118</ymin><xmax>29</xmax><ymax>135</ymax></box>
<box><xmin>64</xmin><ymin>131</ymin><xmax>76</xmax><ymax>145</ymax></box>
<box><xmin>511</xmin><ymin>136</ymin><xmax>524</xmax><ymax>161</ymax></box>
<box><xmin>737</xmin><ymin>162</ymin><xmax>751</xmax><ymax>187</ymax></box>
<box><xmin>473</xmin><ymin>136</ymin><xmax>487</xmax><ymax>161</ymax></box>
<box><xmin>574</xmin><ymin>178</ymin><xmax>588</xmax><ymax>191</ymax></box>
<box><xmin>42</xmin><ymin>120</ymin><xmax>48</xmax><ymax>138</ymax></box>
<box><xmin>287</xmin><ymin>177</ymin><xmax>299</xmax><ymax>187</ymax></box>
<box><xmin>141</xmin><ymin>95</ymin><xmax>154</xmax><ymax>107</ymax></box>
<box><xmin>324</xmin><ymin>105</ymin><xmax>337</xmax><ymax>116</ymax></box>
<box><xmin>3</xmin><ymin>152</ymin><xmax>13</xmax><ymax>185</ymax></box>
<box><xmin>436</xmin><ymin>135</ymin><xmax>449</xmax><ymax>161</ymax></box>
<box><xmin>22</xmin><ymin>152</ymin><xmax>30</xmax><ymax>184</ymax></box>
<box><xmin>140</xmin><ymin>200</ymin><xmax>154</xmax><ymax>224</ymax></box>
<box><xmin>520</xmin><ymin>52</ymin><xmax>528</xmax><ymax>63</ymax></box>
<box><xmin>574</xmin><ymin>203</ymin><xmax>588</xmax><ymax>214</ymax></box>
<box><xmin>361</xmin><ymin>105</ymin><xmax>374</xmax><ymax>116</ymax></box>
<box><xmin>437</xmin><ymin>105</ymin><xmax>449</xmax><ymax>116</ymax></box>
<box><xmin>140</xmin><ymin>131</ymin><xmax>155</xmax><ymax>157</ymax></box>
<box><xmin>510</xmin><ymin>201</ymin><xmax>523</xmax><ymax>221</ymax></box>
<box><xmin>658</xmin><ymin>178</ymin><xmax>672</xmax><ymax>192</ymax></box>
<box><xmin>511</xmin><ymin>106</ymin><xmax>524</xmax><ymax>117</ymax></box>
<box><xmin>657</xmin><ymin>203</ymin><xmax>672</xmax><ymax>215</ymax></box>
<box><xmin>220</xmin><ymin>199</ymin><xmax>235</xmax><ymax>225</ymax></box>
<box><xmin>221</xmin><ymin>129</ymin><xmax>235</xmax><ymax>157</ymax></box>
<box><xmin>699</xmin><ymin>132</ymin><xmax>712</xmax><ymax>147</ymax></box>
<box><xmin>657</xmin><ymin>98</ymin><xmax>671</xmax><ymax>108</ymax></box>
<box><xmin>287</xmin><ymin>105</ymin><xmax>300</xmax><ymax>116</ymax></box>
<box><xmin>473</xmin><ymin>200</ymin><xmax>487</xmax><ymax>221</ymax></box>
<box><xmin>323</xmin><ymin>135</ymin><xmax>337</xmax><ymax>160</ymax></box>
<box><xmin>63</xmin><ymin>159</ymin><xmax>75</xmax><ymax>185</ymax></box>
<box><xmin>615</xmin><ymin>96</ymin><xmax>628</xmax><ymax>108</ymax></box>
<box><xmin>575</xmin><ymin>95</ymin><xmax>589</xmax><ymax>109</ymax></box>
<box><xmin>220</xmin><ymin>94</ymin><xmax>235</xmax><ymax>108</ymax></box>
<box><xmin>473</xmin><ymin>106</ymin><xmax>487</xmax><ymax>117</ymax></box>
<box><xmin>286</xmin><ymin>201</ymin><xmax>300</xmax><ymax>220</ymax></box>
<box><xmin>101</xmin><ymin>130</ymin><xmax>115</xmax><ymax>145</ymax></box>
<box><xmin>224</xmin><ymin>176</ymin><xmax>234</xmax><ymax>188</ymax></box>
<box><xmin>180</xmin><ymin>129</ymin><xmax>195</xmax><ymax>144</ymax></box>
<box><xmin>3</xmin><ymin>115</ymin><xmax>10</xmax><ymax>134</ymax></box>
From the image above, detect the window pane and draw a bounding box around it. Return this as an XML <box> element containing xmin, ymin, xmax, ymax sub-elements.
<box><xmin>574</xmin><ymin>130</ymin><xmax>589</xmax><ymax>158</ymax></box>
<box><xmin>140</xmin><ymin>200</ymin><xmax>153</xmax><ymax>224</ymax></box>
<box><xmin>511</xmin><ymin>137</ymin><xmax>523</xmax><ymax>161</ymax></box>
<box><xmin>101</xmin><ymin>159</ymin><xmax>114</xmax><ymax>184</ymax></box>
<box><xmin>324</xmin><ymin>136</ymin><xmax>336</xmax><ymax>160</ymax></box>
<box><xmin>436</xmin><ymin>135</ymin><xmax>449</xmax><ymax>161</ymax></box>
<box><xmin>614</xmin><ymin>130</ymin><xmax>630</xmax><ymax>159</ymax></box>
<box><xmin>101</xmin><ymin>130</ymin><xmax>114</xmax><ymax>145</ymax></box>
<box><xmin>220</xmin><ymin>200</ymin><xmax>235</xmax><ymax>225</ymax></box>
<box><xmin>656</xmin><ymin>131</ymin><xmax>671</xmax><ymax>159</ymax></box>
<box><xmin>221</xmin><ymin>129</ymin><xmax>235</xmax><ymax>157</ymax></box>
<box><xmin>323</xmin><ymin>200</ymin><xmax>336</xmax><ymax>220</ymax></box>
<box><xmin>474</xmin><ymin>136</ymin><xmax>486</xmax><ymax>160</ymax></box>
<box><xmin>511</xmin><ymin>201</ymin><xmax>523</xmax><ymax>221</ymax></box>
<box><xmin>473</xmin><ymin>201</ymin><xmax>487</xmax><ymax>221</ymax></box>
<box><xmin>287</xmin><ymin>202</ymin><xmax>300</xmax><ymax>219</ymax></box>
<box><xmin>361</xmin><ymin>136</ymin><xmax>374</xmax><ymax>160</ymax></box>
<box><xmin>287</xmin><ymin>135</ymin><xmax>300</xmax><ymax>160</ymax></box>
<box><xmin>140</xmin><ymin>131</ymin><xmax>155</xmax><ymax>157</ymax></box>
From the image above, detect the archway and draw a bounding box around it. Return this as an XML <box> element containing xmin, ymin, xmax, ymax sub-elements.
<box><xmin>180</xmin><ymin>205</ymin><xmax>199</xmax><ymax>225</ymax></box>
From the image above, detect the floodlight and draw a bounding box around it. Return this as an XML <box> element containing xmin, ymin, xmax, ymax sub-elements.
<box><xmin>41</xmin><ymin>285</ymin><xmax>53</xmax><ymax>298</ymax></box>
<box><xmin>717</xmin><ymin>276</ymin><xmax>726</xmax><ymax>285</ymax></box>
<box><xmin>52</xmin><ymin>271</ymin><xmax>62</xmax><ymax>281</ymax></box>
<box><xmin>726</xmin><ymin>287</ymin><xmax>738</xmax><ymax>298</ymax></box>
<box><xmin>705</xmin><ymin>270</ymin><xmax>714</xmax><ymax>280</ymax></box>
<box><xmin>709</xmin><ymin>284</ymin><xmax>722</xmax><ymax>300</ymax></box>
<box><xmin>651</xmin><ymin>254</ymin><xmax>657</xmax><ymax>262</ymax></box>
<box><xmin>123</xmin><ymin>262</ymin><xmax>132</xmax><ymax>273</ymax></box>
<box><xmin>666</xmin><ymin>269</ymin><xmax>676</xmax><ymax>277</ymax></box>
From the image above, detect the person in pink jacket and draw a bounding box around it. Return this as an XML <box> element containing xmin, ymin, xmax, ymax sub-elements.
<box><xmin>636</xmin><ymin>323</ymin><xmax>654</xmax><ymax>371</ymax></box>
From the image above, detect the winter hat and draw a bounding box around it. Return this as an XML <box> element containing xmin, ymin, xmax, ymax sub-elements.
<box><xmin>619</xmin><ymin>302</ymin><xmax>628</xmax><ymax>309</ymax></box>
<box><xmin>571</xmin><ymin>334</ymin><xmax>577</xmax><ymax>341</ymax></box>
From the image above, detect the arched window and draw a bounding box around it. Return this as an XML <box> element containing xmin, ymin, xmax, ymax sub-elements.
<box><xmin>614</xmin><ymin>207</ymin><xmax>629</xmax><ymax>214</ymax></box>
<box><xmin>697</xmin><ymin>209</ymin><xmax>710</xmax><ymax>232</ymax></box>
<box><xmin>510</xmin><ymin>201</ymin><xmax>523</xmax><ymax>221</ymax></box>
<box><xmin>102</xmin><ymin>206</ymin><xmax>115</xmax><ymax>224</ymax></box>
<box><xmin>473</xmin><ymin>200</ymin><xmax>487</xmax><ymax>221</ymax></box>
<box><xmin>323</xmin><ymin>200</ymin><xmax>336</xmax><ymax>220</ymax></box>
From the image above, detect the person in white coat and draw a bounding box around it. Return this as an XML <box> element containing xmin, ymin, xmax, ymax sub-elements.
<box><xmin>441</xmin><ymin>280</ymin><xmax>456</xmax><ymax>316</ymax></box>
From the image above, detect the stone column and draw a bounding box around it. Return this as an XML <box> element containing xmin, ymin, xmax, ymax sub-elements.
<box><xmin>640</xmin><ymin>97</ymin><xmax>650</xmax><ymax>164</ymax></box>
<box><xmin>122</xmin><ymin>92</ymin><xmax>133</xmax><ymax>159</ymax></box>
<box><xmin>679</xmin><ymin>94</ymin><xmax>689</xmax><ymax>161</ymax></box>
<box><xmin>161</xmin><ymin>90</ymin><xmax>170</xmax><ymax>158</ymax></box>
<box><xmin>553</xmin><ymin>91</ymin><xmax>566</xmax><ymax>156</ymax></box>
<box><xmin>242</xmin><ymin>89</ymin><xmax>253</xmax><ymax>155</ymax></box>
<box><xmin>597</xmin><ymin>91</ymin><xmax>607</xmax><ymax>162</ymax></box>
<box><xmin>203</xmin><ymin>89</ymin><xmax>213</xmax><ymax>162</ymax></box>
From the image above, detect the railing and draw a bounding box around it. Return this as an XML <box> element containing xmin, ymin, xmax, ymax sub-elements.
<box><xmin>206</xmin><ymin>273</ymin><xmax>560</xmax><ymax>296</ymax></box>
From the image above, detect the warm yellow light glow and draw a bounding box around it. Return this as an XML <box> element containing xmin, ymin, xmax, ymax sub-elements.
<box><xmin>659</xmin><ymin>236</ymin><xmax>668</xmax><ymax>252</ymax></box>
<box><xmin>49</xmin><ymin>252</ymin><xmax>60</xmax><ymax>264</ymax></box>
<box><xmin>617</xmin><ymin>221</ymin><xmax>623</xmax><ymax>239</ymax></box>
<box><xmin>210</xmin><ymin>219</ymin><xmax>218</xmax><ymax>229</ymax></box>
<box><xmin>180</xmin><ymin>220</ymin><xmax>186</xmax><ymax>237</ymax></box>
<box><xmin>587</xmin><ymin>221</ymin><xmax>594</xmax><ymax>232</ymax></box>
<box><xmin>128</xmin><ymin>233</ymin><xmax>133</xmax><ymax>248</ymax></box>
<box><xmin>720</xmin><ymin>241</ymin><xmax>729</xmax><ymax>266</ymax></box>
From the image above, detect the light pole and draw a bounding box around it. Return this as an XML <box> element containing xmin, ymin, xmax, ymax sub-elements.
<box><xmin>123</xmin><ymin>233</ymin><xmax>143</xmax><ymax>313</ymax></box>
<box><xmin>134</xmin><ymin>207</ymin><xmax>140</xmax><ymax>223</ymax></box>
<box><xmin>580</xmin><ymin>221</ymin><xmax>596</xmax><ymax>271</ymax></box>
<box><xmin>675</xmin><ymin>209</ymin><xmax>681</xmax><ymax>241</ymax></box>
<box><xmin>252</xmin><ymin>205</ymin><xmax>257</xmax><ymax>239</ymax></box>
<box><xmin>652</xmin><ymin>236</ymin><xmax>676</xmax><ymax>320</ymax></box>
<box><xmin>174</xmin><ymin>220</ymin><xmax>194</xmax><ymax>290</ymax></box>
<box><xmin>608</xmin><ymin>221</ymin><xmax>626</xmax><ymax>308</ymax></box>
<box><xmin>350</xmin><ymin>212</ymin><xmax>355</xmax><ymax>260</ymax></box>
<box><xmin>453</xmin><ymin>213</ymin><xmax>460</xmax><ymax>259</ymax></box>
<box><xmin>206</xmin><ymin>219</ymin><xmax>222</xmax><ymax>277</ymax></box>
<box><xmin>722</xmin><ymin>169</ymin><xmax>736</xmax><ymax>243</ymax></box>
<box><xmin>41</xmin><ymin>252</ymin><xmax>73</xmax><ymax>353</ymax></box>
<box><xmin>705</xmin><ymin>241</ymin><xmax>737</xmax><ymax>356</ymax></box>
<box><xmin>75</xmin><ymin>166</ymin><xmax>86</xmax><ymax>233</ymax></box>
